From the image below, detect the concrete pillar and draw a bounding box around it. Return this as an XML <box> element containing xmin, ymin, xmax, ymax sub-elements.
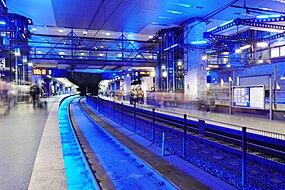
<box><xmin>184</xmin><ymin>22</ymin><xmax>207</xmax><ymax>99</ymax></box>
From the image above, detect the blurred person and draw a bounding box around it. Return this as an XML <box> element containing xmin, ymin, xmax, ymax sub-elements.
<box><xmin>30</xmin><ymin>84</ymin><xmax>40</xmax><ymax>108</ymax></box>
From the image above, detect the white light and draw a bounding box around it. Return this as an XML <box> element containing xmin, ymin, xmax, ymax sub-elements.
<box><xmin>59</xmin><ymin>52</ymin><xmax>65</xmax><ymax>55</ymax></box>
<box><xmin>190</xmin><ymin>40</ymin><xmax>207</xmax><ymax>45</ymax></box>
<box><xmin>220</xmin><ymin>20</ymin><xmax>234</xmax><ymax>27</ymax></box>
<box><xmin>226</xmin><ymin>64</ymin><xmax>231</xmax><ymax>67</ymax></box>
<box><xmin>106</xmin><ymin>32</ymin><xmax>111</xmax><ymax>36</ymax></box>
<box><xmin>240</xmin><ymin>45</ymin><xmax>251</xmax><ymax>50</ymax></box>
<box><xmin>161</xmin><ymin>65</ymin><xmax>166</xmax><ymax>69</ymax></box>
<box><xmin>127</xmin><ymin>74</ymin><xmax>130</xmax><ymax>77</ymax></box>
<box><xmin>162</xmin><ymin>71</ymin><xmax>167</xmax><ymax>77</ymax></box>
<box><xmin>235</xmin><ymin>49</ymin><xmax>242</xmax><ymax>53</ymax></box>
<box><xmin>99</xmin><ymin>53</ymin><xmax>104</xmax><ymax>56</ymax></box>
<box><xmin>83</xmin><ymin>30</ymin><xmax>88</xmax><ymax>34</ymax></box>
<box><xmin>258</xmin><ymin>59</ymin><xmax>264</xmax><ymax>64</ymax></box>
<box><xmin>256</xmin><ymin>42</ymin><xmax>269</xmax><ymax>48</ymax></box>
<box><xmin>148</xmin><ymin>35</ymin><xmax>153</xmax><ymax>39</ymax></box>
<box><xmin>150</xmin><ymin>71</ymin><xmax>156</xmax><ymax>77</ymax></box>
<box><xmin>166</xmin><ymin>10</ymin><xmax>184</xmax><ymax>14</ymax></box>
<box><xmin>14</xmin><ymin>48</ymin><xmax>21</xmax><ymax>56</ymax></box>
<box><xmin>28</xmin><ymin>62</ymin><xmax>33</xmax><ymax>67</ymax></box>
<box><xmin>31</xmin><ymin>28</ymin><xmax>37</xmax><ymax>31</ymax></box>
<box><xmin>202</xmin><ymin>55</ymin><xmax>207</xmax><ymax>60</ymax></box>
<box><xmin>80</xmin><ymin>52</ymin><xmax>85</xmax><ymax>55</ymax></box>
<box><xmin>58</xmin><ymin>29</ymin><xmax>64</xmax><ymax>33</ymax></box>
<box><xmin>177</xmin><ymin>60</ymin><xmax>182</xmax><ymax>66</ymax></box>
<box><xmin>22</xmin><ymin>55</ymin><xmax>27</xmax><ymax>63</ymax></box>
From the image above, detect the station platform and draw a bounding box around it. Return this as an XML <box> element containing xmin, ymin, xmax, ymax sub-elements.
<box><xmin>0</xmin><ymin>95</ymin><xmax>284</xmax><ymax>189</ymax></box>
<box><xmin>103</xmin><ymin>96</ymin><xmax>285</xmax><ymax>135</ymax></box>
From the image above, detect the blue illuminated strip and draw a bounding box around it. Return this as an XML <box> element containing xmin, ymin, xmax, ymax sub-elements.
<box><xmin>220</xmin><ymin>20</ymin><xmax>234</xmax><ymax>27</ymax></box>
<box><xmin>1</xmin><ymin>0</ymin><xmax>6</xmax><ymax>7</ymax></box>
<box><xmin>0</xmin><ymin>20</ymin><xmax>6</xmax><ymax>25</ymax></box>
<box><xmin>256</xmin><ymin>14</ymin><xmax>281</xmax><ymax>19</ymax></box>
<box><xmin>164</xmin><ymin>43</ymin><xmax>178</xmax><ymax>51</ymax></box>
<box><xmin>190</xmin><ymin>40</ymin><xmax>207</xmax><ymax>45</ymax></box>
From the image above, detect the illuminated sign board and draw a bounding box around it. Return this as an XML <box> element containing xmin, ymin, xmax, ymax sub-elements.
<box><xmin>33</xmin><ymin>69</ymin><xmax>48</xmax><ymax>75</ymax></box>
<box><xmin>232</xmin><ymin>86</ymin><xmax>265</xmax><ymax>109</ymax></box>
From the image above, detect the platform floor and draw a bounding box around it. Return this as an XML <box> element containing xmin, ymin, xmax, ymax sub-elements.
<box><xmin>0</xmin><ymin>96</ymin><xmax>66</xmax><ymax>190</ymax></box>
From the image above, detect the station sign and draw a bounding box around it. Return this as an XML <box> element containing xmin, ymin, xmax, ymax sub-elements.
<box><xmin>32</xmin><ymin>68</ymin><xmax>52</xmax><ymax>75</ymax></box>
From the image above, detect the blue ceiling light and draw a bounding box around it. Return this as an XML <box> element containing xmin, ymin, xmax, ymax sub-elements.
<box><xmin>164</xmin><ymin>43</ymin><xmax>178</xmax><ymax>51</ymax></box>
<box><xmin>166</xmin><ymin>10</ymin><xmax>184</xmax><ymax>14</ymax></box>
<box><xmin>1</xmin><ymin>0</ymin><xmax>6</xmax><ymax>7</ymax></box>
<box><xmin>0</xmin><ymin>20</ymin><xmax>6</xmax><ymax>25</ymax></box>
<box><xmin>190</xmin><ymin>40</ymin><xmax>207</xmax><ymax>45</ymax></box>
<box><xmin>174</xmin><ymin>3</ymin><xmax>203</xmax><ymax>9</ymax></box>
<box><xmin>158</xmin><ymin>16</ymin><xmax>175</xmax><ymax>20</ymax></box>
<box><xmin>256</xmin><ymin>14</ymin><xmax>281</xmax><ymax>19</ymax></box>
<box><xmin>220</xmin><ymin>20</ymin><xmax>234</xmax><ymax>27</ymax></box>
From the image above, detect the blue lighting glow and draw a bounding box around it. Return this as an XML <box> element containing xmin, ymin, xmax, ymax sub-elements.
<box><xmin>164</xmin><ymin>43</ymin><xmax>178</xmax><ymax>51</ymax></box>
<box><xmin>166</xmin><ymin>10</ymin><xmax>184</xmax><ymax>14</ymax></box>
<box><xmin>220</xmin><ymin>20</ymin><xmax>234</xmax><ymax>27</ymax></box>
<box><xmin>256</xmin><ymin>14</ymin><xmax>281</xmax><ymax>19</ymax></box>
<box><xmin>1</xmin><ymin>0</ymin><xmax>6</xmax><ymax>7</ymax></box>
<box><xmin>207</xmin><ymin>26</ymin><xmax>218</xmax><ymax>32</ymax></box>
<box><xmin>0</xmin><ymin>20</ymin><xmax>6</xmax><ymax>25</ymax></box>
<box><xmin>190</xmin><ymin>40</ymin><xmax>207</xmax><ymax>45</ymax></box>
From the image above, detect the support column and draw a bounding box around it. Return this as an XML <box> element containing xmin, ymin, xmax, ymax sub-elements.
<box><xmin>184</xmin><ymin>22</ymin><xmax>207</xmax><ymax>99</ymax></box>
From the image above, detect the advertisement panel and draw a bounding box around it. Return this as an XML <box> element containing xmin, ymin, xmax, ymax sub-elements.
<box><xmin>232</xmin><ymin>86</ymin><xmax>265</xmax><ymax>109</ymax></box>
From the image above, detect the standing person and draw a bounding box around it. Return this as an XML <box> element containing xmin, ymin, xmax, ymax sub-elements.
<box><xmin>30</xmin><ymin>85</ymin><xmax>40</xmax><ymax>108</ymax></box>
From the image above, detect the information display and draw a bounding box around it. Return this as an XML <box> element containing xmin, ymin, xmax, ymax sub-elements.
<box><xmin>232</xmin><ymin>86</ymin><xmax>265</xmax><ymax>109</ymax></box>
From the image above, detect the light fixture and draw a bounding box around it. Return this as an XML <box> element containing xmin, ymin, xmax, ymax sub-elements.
<box><xmin>0</xmin><ymin>20</ymin><xmax>6</xmax><ymax>25</ymax></box>
<box><xmin>177</xmin><ymin>60</ymin><xmax>182</xmax><ymax>66</ymax></box>
<box><xmin>202</xmin><ymin>55</ymin><xmax>207</xmax><ymax>60</ymax></box>
<box><xmin>150</xmin><ymin>71</ymin><xmax>156</xmax><ymax>77</ymax></box>
<box><xmin>258</xmin><ymin>59</ymin><xmax>264</xmax><ymax>64</ymax></box>
<box><xmin>166</xmin><ymin>10</ymin><xmax>184</xmax><ymax>14</ymax></box>
<box><xmin>106</xmin><ymin>32</ymin><xmax>111</xmax><ymax>36</ymax></box>
<box><xmin>158</xmin><ymin>16</ymin><xmax>174</xmax><ymax>20</ymax></box>
<box><xmin>161</xmin><ymin>65</ymin><xmax>166</xmax><ymax>69</ymax></box>
<box><xmin>58</xmin><ymin>29</ymin><xmax>64</xmax><ymax>33</ymax></box>
<box><xmin>240</xmin><ymin>45</ymin><xmax>251</xmax><ymax>50</ymax></box>
<box><xmin>162</xmin><ymin>71</ymin><xmax>167</xmax><ymax>77</ymax></box>
<box><xmin>14</xmin><ymin>48</ymin><xmax>20</xmax><ymax>56</ymax></box>
<box><xmin>59</xmin><ymin>52</ymin><xmax>65</xmax><ymax>55</ymax></box>
<box><xmin>28</xmin><ymin>62</ymin><xmax>33</xmax><ymax>67</ymax></box>
<box><xmin>148</xmin><ymin>35</ymin><xmax>153</xmax><ymax>39</ymax></box>
<box><xmin>83</xmin><ymin>30</ymin><xmax>88</xmax><ymax>35</ymax></box>
<box><xmin>99</xmin><ymin>53</ymin><xmax>104</xmax><ymax>56</ymax></box>
<box><xmin>22</xmin><ymin>55</ymin><xmax>27</xmax><ymax>63</ymax></box>
<box><xmin>256</xmin><ymin>14</ymin><xmax>281</xmax><ymax>19</ymax></box>
<box><xmin>235</xmin><ymin>49</ymin><xmax>242</xmax><ymax>53</ymax></box>
<box><xmin>174</xmin><ymin>3</ymin><xmax>203</xmax><ymax>9</ymax></box>
<box><xmin>190</xmin><ymin>40</ymin><xmax>207</xmax><ymax>45</ymax></box>
<box><xmin>256</xmin><ymin>42</ymin><xmax>269</xmax><ymax>48</ymax></box>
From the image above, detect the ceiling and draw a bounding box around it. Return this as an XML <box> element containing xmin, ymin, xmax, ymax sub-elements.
<box><xmin>6</xmin><ymin>0</ymin><xmax>285</xmax><ymax>36</ymax></box>
<box><xmin>4</xmin><ymin>0</ymin><xmax>285</xmax><ymax>77</ymax></box>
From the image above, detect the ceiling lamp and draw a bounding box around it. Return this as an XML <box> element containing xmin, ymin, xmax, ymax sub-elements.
<box><xmin>235</xmin><ymin>49</ymin><xmax>242</xmax><ymax>53</ymax></box>
<box><xmin>106</xmin><ymin>32</ymin><xmax>111</xmax><ymax>36</ymax></box>
<box><xmin>256</xmin><ymin>42</ymin><xmax>269</xmax><ymax>48</ymax></box>
<box><xmin>14</xmin><ymin>48</ymin><xmax>20</xmax><ymax>56</ymax></box>
<box><xmin>190</xmin><ymin>40</ymin><xmax>207</xmax><ymax>45</ymax></box>
<box><xmin>240</xmin><ymin>45</ymin><xmax>251</xmax><ymax>50</ymax></box>
<box><xmin>83</xmin><ymin>31</ymin><xmax>88</xmax><ymax>35</ymax></box>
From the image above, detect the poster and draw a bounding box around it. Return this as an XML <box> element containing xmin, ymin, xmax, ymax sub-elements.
<box><xmin>233</xmin><ymin>86</ymin><xmax>264</xmax><ymax>109</ymax></box>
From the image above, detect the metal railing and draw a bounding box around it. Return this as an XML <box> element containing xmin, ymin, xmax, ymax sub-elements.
<box><xmin>86</xmin><ymin>96</ymin><xmax>285</xmax><ymax>190</ymax></box>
